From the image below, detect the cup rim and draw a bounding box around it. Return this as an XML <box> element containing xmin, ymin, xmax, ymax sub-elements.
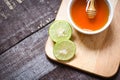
<box><xmin>67</xmin><ymin>0</ymin><xmax>114</xmax><ymax>35</ymax></box>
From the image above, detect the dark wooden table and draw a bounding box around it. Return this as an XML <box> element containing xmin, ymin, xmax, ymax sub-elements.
<box><xmin>0</xmin><ymin>0</ymin><xmax>120</xmax><ymax>80</ymax></box>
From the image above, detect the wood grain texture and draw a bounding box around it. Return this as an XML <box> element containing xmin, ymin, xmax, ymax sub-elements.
<box><xmin>40</xmin><ymin>65</ymin><xmax>120</xmax><ymax>80</ymax></box>
<box><xmin>0</xmin><ymin>20</ymin><xmax>120</xmax><ymax>80</ymax></box>
<box><xmin>0</xmin><ymin>0</ymin><xmax>61</xmax><ymax>54</ymax></box>
<box><xmin>0</xmin><ymin>24</ymin><xmax>57</xmax><ymax>80</ymax></box>
<box><xmin>0</xmin><ymin>0</ymin><xmax>120</xmax><ymax>80</ymax></box>
<box><xmin>45</xmin><ymin>0</ymin><xmax>120</xmax><ymax>77</ymax></box>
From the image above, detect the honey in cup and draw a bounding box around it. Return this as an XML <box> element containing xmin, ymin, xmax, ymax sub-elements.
<box><xmin>68</xmin><ymin>0</ymin><xmax>113</xmax><ymax>34</ymax></box>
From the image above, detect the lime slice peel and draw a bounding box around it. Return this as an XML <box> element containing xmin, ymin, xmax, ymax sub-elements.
<box><xmin>53</xmin><ymin>40</ymin><xmax>76</xmax><ymax>61</ymax></box>
<box><xmin>49</xmin><ymin>20</ymin><xmax>72</xmax><ymax>42</ymax></box>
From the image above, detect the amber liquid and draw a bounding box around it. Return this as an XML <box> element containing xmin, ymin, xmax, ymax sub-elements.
<box><xmin>71</xmin><ymin>0</ymin><xmax>109</xmax><ymax>31</ymax></box>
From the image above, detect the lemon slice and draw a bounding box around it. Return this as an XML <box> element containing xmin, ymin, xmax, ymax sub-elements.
<box><xmin>49</xmin><ymin>20</ymin><xmax>72</xmax><ymax>42</ymax></box>
<box><xmin>53</xmin><ymin>40</ymin><xmax>76</xmax><ymax>61</ymax></box>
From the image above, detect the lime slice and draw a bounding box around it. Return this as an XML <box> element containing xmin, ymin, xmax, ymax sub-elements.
<box><xmin>53</xmin><ymin>40</ymin><xmax>76</xmax><ymax>61</ymax></box>
<box><xmin>49</xmin><ymin>20</ymin><xmax>72</xmax><ymax>42</ymax></box>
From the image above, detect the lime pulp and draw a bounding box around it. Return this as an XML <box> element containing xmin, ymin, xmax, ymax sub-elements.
<box><xmin>53</xmin><ymin>40</ymin><xmax>76</xmax><ymax>61</ymax></box>
<box><xmin>49</xmin><ymin>20</ymin><xmax>72</xmax><ymax>42</ymax></box>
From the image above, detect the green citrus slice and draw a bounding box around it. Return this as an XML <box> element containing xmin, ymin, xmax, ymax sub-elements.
<box><xmin>49</xmin><ymin>20</ymin><xmax>72</xmax><ymax>42</ymax></box>
<box><xmin>53</xmin><ymin>40</ymin><xmax>76</xmax><ymax>61</ymax></box>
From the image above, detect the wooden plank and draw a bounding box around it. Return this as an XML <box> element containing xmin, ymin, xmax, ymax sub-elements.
<box><xmin>0</xmin><ymin>0</ymin><xmax>61</xmax><ymax>54</ymax></box>
<box><xmin>40</xmin><ymin>65</ymin><xmax>120</xmax><ymax>80</ymax></box>
<box><xmin>0</xmin><ymin>24</ymin><xmax>57</xmax><ymax>80</ymax></box>
<box><xmin>45</xmin><ymin>0</ymin><xmax>120</xmax><ymax>77</ymax></box>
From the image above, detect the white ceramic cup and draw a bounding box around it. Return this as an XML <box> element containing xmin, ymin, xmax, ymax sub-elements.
<box><xmin>68</xmin><ymin>0</ymin><xmax>114</xmax><ymax>35</ymax></box>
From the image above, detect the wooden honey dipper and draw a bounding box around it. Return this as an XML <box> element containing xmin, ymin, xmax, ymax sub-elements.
<box><xmin>86</xmin><ymin>0</ymin><xmax>96</xmax><ymax>19</ymax></box>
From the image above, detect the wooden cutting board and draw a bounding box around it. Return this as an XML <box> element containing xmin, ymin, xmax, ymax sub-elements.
<box><xmin>45</xmin><ymin>0</ymin><xmax>120</xmax><ymax>77</ymax></box>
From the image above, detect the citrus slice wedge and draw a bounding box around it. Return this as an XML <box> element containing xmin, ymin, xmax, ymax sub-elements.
<box><xmin>49</xmin><ymin>20</ymin><xmax>72</xmax><ymax>42</ymax></box>
<box><xmin>53</xmin><ymin>40</ymin><xmax>76</xmax><ymax>61</ymax></box>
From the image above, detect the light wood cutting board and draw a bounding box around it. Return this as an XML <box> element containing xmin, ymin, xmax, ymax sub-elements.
<box><xmin>45</xmin><ymin>0</ymin><xmax>120</xmax><ymax>77</ymax></box>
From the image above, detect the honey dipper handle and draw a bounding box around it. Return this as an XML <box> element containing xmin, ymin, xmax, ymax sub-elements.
<box><xmin>86</xmin><ymin>0</ymin><xmax>96</xmax><ymax>11</ymax></box>
<box><xmin>90</xmin><ymin>0</ymin><xmax>95</xmax><ymax>11</ymax></box>
<box><xmin>86</xmin><ymin>0</ymin><xmax>96</xmax><ymax>19</ymax></box>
